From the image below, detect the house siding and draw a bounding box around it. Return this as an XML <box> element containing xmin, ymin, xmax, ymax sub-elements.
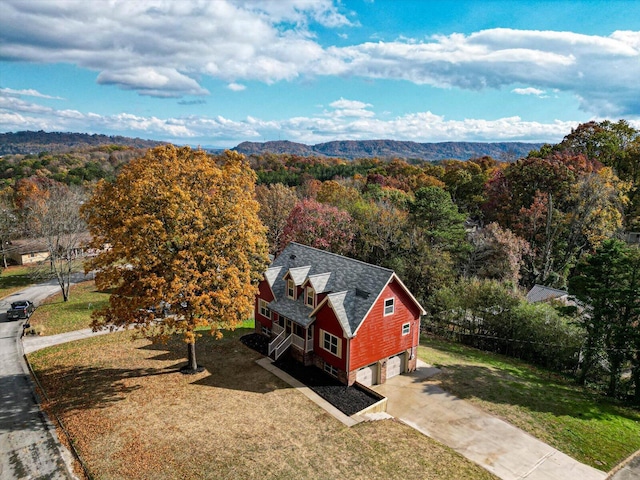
<box><xmin>313</xmin><ymin>304</ymin><xmax>348</xmax><ymax>372</ymax></box>
<box><xmin>349</xmin><ymin>279</ymin><xmax>421</xmax><ymax>372</ymax></box>
<box><xmin>254</xmin><ymin>279</ymin><xmax>275</xmax><ymax>331</ymax></box>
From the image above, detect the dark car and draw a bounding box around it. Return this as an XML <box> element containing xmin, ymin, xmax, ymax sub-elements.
<box><xmin>7</xmin><ymin>300</ymin><xmax>36</xmax><ymax>320</ymax></box>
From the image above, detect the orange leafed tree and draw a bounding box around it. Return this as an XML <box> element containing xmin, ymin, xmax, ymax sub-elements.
<box><xmin>81</xmin><ymin>145</ymin><xmax>270</xmax><ymax>373</ymax></box>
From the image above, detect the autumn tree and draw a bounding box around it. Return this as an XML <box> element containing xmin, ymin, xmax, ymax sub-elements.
<box><xmin>466</xmin><ymin>223</ymin><xmax>530</xmax><ymax>288</ymax></box>
<box><xmin>255</xmin><ymin>183</ymin><xmax>298</xmax><ymax>255</ymax></box>
<box><xmin>0</xmin><ymin>189</ymin><xmax>18</xmax><ymax>269</ymax></box>
<box><xmin>279</xmin><ymin>199</ymin><xmax>355</xmax><ymax>255</ymax></box>
<box><xmin>82</xmin><ymin>146</ymin><xmax>269</xmax><ymax>373</ymax></box>
<box><xmin>24</xmin><ymin>181</ymin><xmax>87</xmax><ymax>301</ymax></box>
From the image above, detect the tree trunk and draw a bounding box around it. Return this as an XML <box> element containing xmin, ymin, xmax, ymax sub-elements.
<box><xmin>187</xmin><ymin>341</ymin><xmax>197</xmax><ymax>370</ymax></box>
<box><xmin>633</xmin><ymin>353</ymin><xmax>640</xmax><ymax>405</ymax></box>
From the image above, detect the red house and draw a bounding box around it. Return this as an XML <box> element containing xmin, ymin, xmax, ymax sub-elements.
<box><xmin>254</xmin><ymin>242</ymin><xmax>425</xmax><ymax>386</ymax></box>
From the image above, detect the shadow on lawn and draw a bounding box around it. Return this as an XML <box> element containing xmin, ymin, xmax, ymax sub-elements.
<box><xmin>36</xmin><ymin>365</ymin><xmax>178</xmax><ymax>414</ymax></box>
<box><xmin>420</xmin><ymin>363</ymin><xmax>640</xmax><ymax>422</ymax></box>
<box><xmin>137</xmin><ymin>330</ymin><xmax>286</xmax><ymax>394</ymax></box>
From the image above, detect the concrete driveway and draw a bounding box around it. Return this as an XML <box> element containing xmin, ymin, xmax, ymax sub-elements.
<box><xmin>373</xmin><ymin>361</ymin><xmax>606</xmax><ymax>480</ymax></box>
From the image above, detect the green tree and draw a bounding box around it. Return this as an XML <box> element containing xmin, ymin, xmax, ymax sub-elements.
<box><xmin>399</xmin><ymin>187</ymin><xmax>469</xmax><ymax>302</ymax></box>
<box><xmin>569</xmin><ymin>239</ymin><xmax>640</xmax><ymax>397</ymax></box>
<box><xmin>82</xmin><ymin>146</ymin><xmax>269</xmax><ymax>373</ymax></box>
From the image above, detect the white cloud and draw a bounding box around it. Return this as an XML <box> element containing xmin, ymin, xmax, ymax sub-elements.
<box><xmin>0</xmin><ymin>92</ymin><xmax>582</xmax><ymax>146</ymax></box>
<box><xmin>227</xmin><ymin>83</ymin><xmax>247</xmax><ymax>91</ymax></box>
<box><xmin>1</xmin><ymin>2</ymin><xmax>640</xmax><ymax>115</ymax></box>
<box><xmin>512</xmin><ymin>87</ymin><xmax>546</xmax><ymax>97</ymax></box>
<box><xmin>0</xmin><ymin>87</ymin><xmax>64</xmax><ymax>100</ymax></box>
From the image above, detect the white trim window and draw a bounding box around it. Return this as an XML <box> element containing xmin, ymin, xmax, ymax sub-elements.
<box><xmin>321</xmin><ymin>329</ymin><xmax>342</xmax><ymax>357</ymax></box>
<box><xmin>402</xmin><ymin>322</ymin><xmax>410</xmax><ymax>336</ymax></box>
<box><xmin>324</xmin><ymin>362</ymin><xmax>339</xmax><ymax>377</ymax></box>
<box><xmin>384</xmin><ymin>298</ymin><xmax>395</xmax><ymax>316</ymax></box>
<box><xmin>287</xmin><ymin>279</ymin><xmax>296</xmax><ymax>299</ymax></box>
<box><xmin>259</xmin><ymin>299</ymin><xmax>270</xmax><ymax>318</ymax></box>
<box><xmin>261</xmin><ymin>326</ymin><xmax>271</xmax><ymax>336</ymax></box>
<box><xmin>305</xmin><ymin>286</ymin><xmax>315</xmax><ymax>307</ymax></box>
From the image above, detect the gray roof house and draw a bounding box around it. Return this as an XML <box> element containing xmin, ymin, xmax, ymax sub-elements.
<box><xmin>254</xmin><ymin>242</ymin><xmax>425</xmax><ymax>386</ymax></box>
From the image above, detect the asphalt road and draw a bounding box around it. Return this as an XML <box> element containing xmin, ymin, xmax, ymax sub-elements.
<box><xmin>0</xmin><ymin>280</ymin><xmax>76</xmax><ymax>480</ymax></box>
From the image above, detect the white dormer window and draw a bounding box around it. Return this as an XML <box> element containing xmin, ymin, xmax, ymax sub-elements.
<box><xmin>306</xmin><ymin>286</ymin><xmax>315</xmax><ymax>307</ymax></box>
<box><xmin>287</xmin><ymin>279</ymin><xmax>296</xmax><ymax>299</ymax></box>
<box><xmin>384</xmin><ymin>298</ymin><xmax>395</xmax><ymax>316</ymax></box>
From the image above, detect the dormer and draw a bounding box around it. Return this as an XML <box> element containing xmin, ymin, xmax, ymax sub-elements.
<box><xmin>283</xmin><ymin>266</ymin><xmax>311</xmax><ymax>300</ymax></box>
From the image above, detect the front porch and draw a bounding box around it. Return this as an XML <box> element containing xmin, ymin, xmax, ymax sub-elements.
<box><xmin>267</xmin><ymin>315</ymin><xmax>314</xmax><ymax>363</ymax></box>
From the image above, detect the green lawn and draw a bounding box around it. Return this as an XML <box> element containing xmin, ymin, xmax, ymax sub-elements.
<box><xmin>0</xmin><ymin>265</ymin><xmax>35</xmax><ymax>299</ymax></box>
<box><xmin>30</xmin><ymin>283</ymin><xmax>256</xmax><ymax>337</ymax></box>
<box><xmin>28</xmin><ymin>281</ymin><xmax>110</xmax><ymax>335</ymax></box>
<box><xmin>418</xmin><ymin>335</ymin><xmax>640</xmax><ymax>470</ymax></box>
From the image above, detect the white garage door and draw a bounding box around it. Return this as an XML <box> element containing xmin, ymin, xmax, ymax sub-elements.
<box><xmin>356</xmin><ymin>364</ymin><xmax>378</xmax><ymax>386</ymax></box>
<box><xmin>386</xmin><ymin>354</ymin><xmax>404</xmax><ymax>380</ymax></box>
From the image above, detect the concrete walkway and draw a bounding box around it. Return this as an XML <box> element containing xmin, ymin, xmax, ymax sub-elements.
<box><xmin>23</xmin><ymin>327</ymin><xmax>112</xmax><ymax>354</ymax></box>
<box><xmin>373</xmin><ymin>361</ymin><xmax>607</xmax><ymax>480</ymax></box>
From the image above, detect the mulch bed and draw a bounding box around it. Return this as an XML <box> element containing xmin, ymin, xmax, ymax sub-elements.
<box><xmin>240</xmin><ymin>333</ymin><xmax>380</xmax><ymax>416</ymax></box>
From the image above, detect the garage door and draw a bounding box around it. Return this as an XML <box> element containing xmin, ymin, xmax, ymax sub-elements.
<box><xmin>356</xmin><ymin>364</ymin><xmax>378</xmax><ymax>386</ymax></box>
<box><xmin>386</xmin><ymin>354</ymin><xmax>404</xmax><ymax>380</ymax></box>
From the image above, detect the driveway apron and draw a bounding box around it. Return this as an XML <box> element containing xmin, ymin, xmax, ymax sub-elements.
<box><xmin>373</xmin><ymin>362</ymin><xmax>606</xmax><ymax>480</ymax></box>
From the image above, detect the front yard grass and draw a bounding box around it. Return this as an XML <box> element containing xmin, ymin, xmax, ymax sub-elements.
<box><xmin>28</xmin><ymin>330</ymin><xmax>496</xmax><ymax>480</ymax></box>
<box><xmin>28</xmin><ymin>281</ymin><xmax>110</xmax><ymax>335</ymax></box>
<box><xmin>0</xmin><ymin>265</ymin><xmax>35</xmax><ymax>299</ymax></box>
<box><xmin>418</xmin><ymin>335</ymin><xmax>640</xmax><ymax>471</ymax></box>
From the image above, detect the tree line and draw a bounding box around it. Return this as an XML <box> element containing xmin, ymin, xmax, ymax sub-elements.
<box><xmin>1</xmin><ymin>120</ymin><xmax>639</xmax><ymax>400</ymax></box>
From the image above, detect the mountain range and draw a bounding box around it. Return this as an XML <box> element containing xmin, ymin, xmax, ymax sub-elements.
<box><xmin>0</xmin><ymin>131</ymin><xmax>545</xmax><ymax>161</ymax></box>
<box><xmin>233</xmin><ymin>139</ymin><xmax>545</xmax><ymax>161</ymax></box>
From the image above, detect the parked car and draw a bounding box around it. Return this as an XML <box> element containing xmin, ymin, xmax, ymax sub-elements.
<box><xmin>7</xmin><ymin>300</ymin><xmax>36</xmax><ymax>320</ymax></box>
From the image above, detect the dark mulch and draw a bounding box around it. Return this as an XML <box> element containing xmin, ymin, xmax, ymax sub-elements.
<box><xmin>240</xmin><ymin>333</ymin><xmax>380</xmax><ymax>416</ymax></box>
<box><xmin>240</xmin><ymin>332</ymin><xmax>269</xmax><ymax>355</ymax></box>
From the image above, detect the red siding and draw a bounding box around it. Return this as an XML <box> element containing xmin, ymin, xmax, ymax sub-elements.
<box><xmin>349</xmin><ymin>279</ymin><xmax>421</xmax><ymax>371</ymax></box>
<box><xmin>313</xmin><ymin>303</ymin><xmax>347</xmax><ymax>371</ymax></box>
<box><xmin>254</xmin><ymin>279</ymin><xmax>274</xmax><ymax>329</ymax></box>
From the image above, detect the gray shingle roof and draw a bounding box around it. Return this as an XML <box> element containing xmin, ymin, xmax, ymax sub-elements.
<box><xmin>526</xmin><ymin>284</ymin><xmax>568</xmax><ymax>303</ymax></box>
<box><xmin>265</xmin><ymin>242</ymin><xmax>396</xmax><ymax>338</ymax></box>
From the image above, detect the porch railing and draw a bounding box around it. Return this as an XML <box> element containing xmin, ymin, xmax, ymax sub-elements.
<box><xmin>274</xmin><ymin>334</ymin><xmax>293</xmax><ymax>360</ymax></box>
<box><xmin>292</xmin><ymin>334</ymin><xmax>304</xmax><ymax>350</ymax></box>
<box><xmin>272</xmin><ymin>323</ymin><xmax>284</xmax><ymax>335</ymax></box>
<box><xmin>268</xmin><ymin>330</ymin><xmax>286</xmax><ymax>356</ymax></box>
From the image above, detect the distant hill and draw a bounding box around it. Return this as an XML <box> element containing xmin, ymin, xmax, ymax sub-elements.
<box><xmin>0</xmin><ymin>131</ymin><xmax>165</xmax><ymax>155</ymax></box>
<box><xmin>234</xmin><ymin>139</ymin><xmax>544</xmax><ymax>161</ymax></box>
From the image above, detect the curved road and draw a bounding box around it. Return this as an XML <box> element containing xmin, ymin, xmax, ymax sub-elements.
<box><xmin>0</xmin><ymin>280</ymin><xmax>76</xmax><ymax>480</ymax></box>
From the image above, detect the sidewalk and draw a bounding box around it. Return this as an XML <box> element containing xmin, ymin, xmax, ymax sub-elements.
<box><xmin>22</xmin><ymin>328</ymin><xmax>112</xmax><ymax>354</ymax></box>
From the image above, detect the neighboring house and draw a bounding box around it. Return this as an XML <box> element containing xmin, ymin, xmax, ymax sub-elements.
<box><xmin>6</xmin><ymin>232</ymin><xmax>94</xmax><ymax>265</ymax></box>
<box><xmin>624</xmin><ymin>231</ymin><xmax>640</xmax><ymax>245</ymax></box>
<box><xmin>526</xmin><ymin>284</ymin><xmax>573</xmax><ymax>305</ymax></box>
<box><xmin>254</xmin><ymin>242</ymin><xmax>425</xmax><ymax>386</ymax></box>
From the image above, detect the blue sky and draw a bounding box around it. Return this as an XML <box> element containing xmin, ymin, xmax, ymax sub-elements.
<box><xmin>2</xmin><ymin>0</ymin><xmax>640</xmax><ymax>148</ymax></box>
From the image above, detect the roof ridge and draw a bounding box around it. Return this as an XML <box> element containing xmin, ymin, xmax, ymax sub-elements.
<box><xmin>289</xmin><ymin>242</ymin><xmax>394</xmax><ymax>274</ymax></box>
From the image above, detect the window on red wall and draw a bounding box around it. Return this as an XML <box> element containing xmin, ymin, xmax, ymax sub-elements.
<box><xmin>321</xmin><ymin>330</ymin><xmax>341</xmax><ymax>357</ymax></box>
<box><xmin>287</xmin><ymin>279</ymin><xmax>295</xmax><ymax>299</ymax></box>
<box><xmin>384</xmin><ymin>298</ymin><xmax>395</xmax><ymax>316</ymax></box>
<box><xmin>259</xmin><ymin>299</ymin><xmax>270</xmax><ymax>318</ymax></box>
